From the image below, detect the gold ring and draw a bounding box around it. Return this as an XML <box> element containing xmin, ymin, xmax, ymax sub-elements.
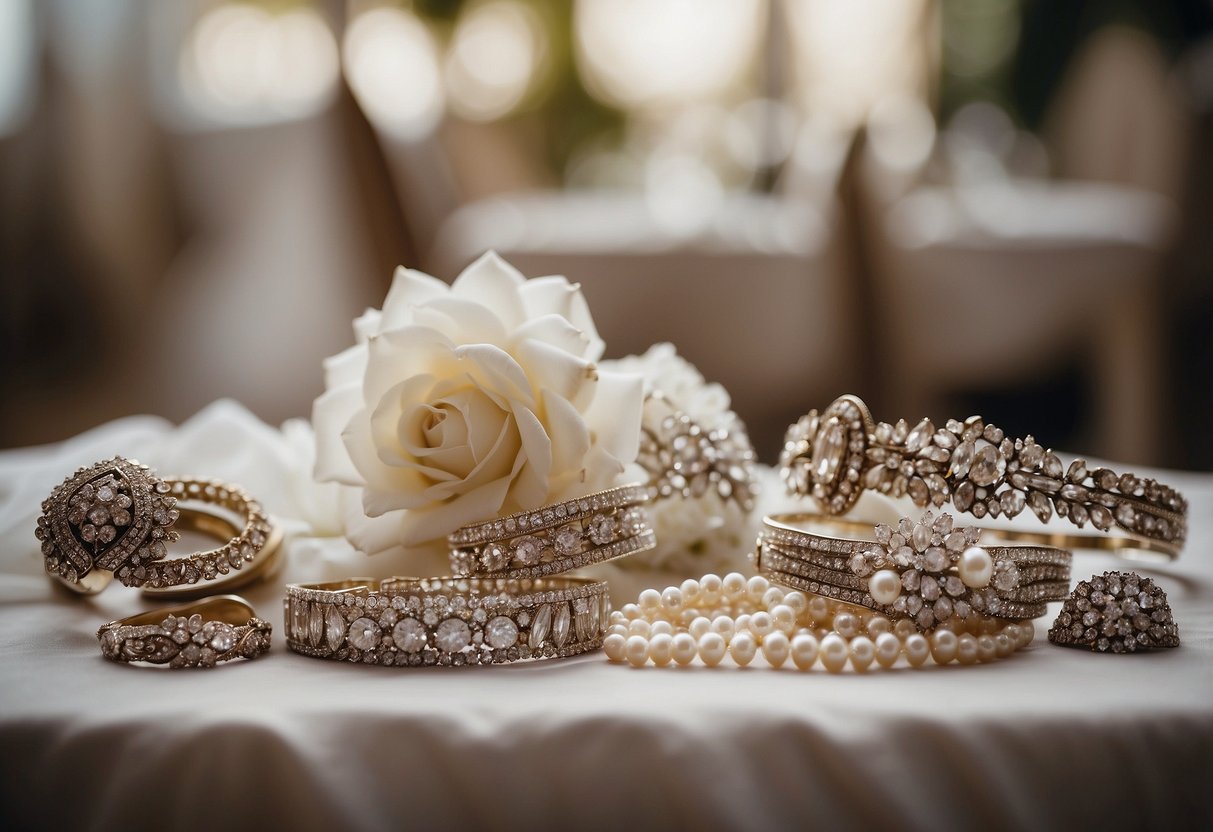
<box><xmin>36</xmin><ymin>456</ymin><xmax>282</xmax><ymax>598</ymax></box>
<box><xmin>97</xmin><ymin>595</ymin><xmax>272</xmax><ymax>668</ymax></box>
<box><xmin>779</xmin><ymin>395</ymin><xmax>1187</xmax><ymax>560</ymax></box>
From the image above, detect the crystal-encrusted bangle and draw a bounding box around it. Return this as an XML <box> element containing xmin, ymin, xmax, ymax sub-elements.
<box><xmin>779</xmin><ymin>395</ymin><xmax>1187</xmax><ymax>559</ymax></box>
<box><xmin>447</xmin><ymin>484</ymin><xmax>655</xmax><ymax>579</ymax></box>
<box><xmin>1048</xmin><ymin>570</ymin><xmax>1179</xmax><ymax>652</ymax></box>
<box><xmin>97</xmin><ymin>595</ymin><xmax>272</xmax><ymax>668</ymax></box>
<box><xmin>757</xmin><ymin>512</ymin><xmax>1072</xmax><ymax>631</ymax></box>
<box><xmin>285</xmin><ymin>576</ymin><xmax>610</xmax><ymax>667</ymax></box>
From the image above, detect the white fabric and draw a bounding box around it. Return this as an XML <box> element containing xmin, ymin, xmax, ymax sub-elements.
<box><xmin>1</xmin><ymin>402</ymin><xmax>1211</xmax><ymax>831</ymax></box>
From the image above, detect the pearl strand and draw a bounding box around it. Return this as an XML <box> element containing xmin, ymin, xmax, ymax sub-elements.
<box><xmin>603</xmin><ymin>572</ymin><xmax>1034</xmax><ymax>672</ymax></box>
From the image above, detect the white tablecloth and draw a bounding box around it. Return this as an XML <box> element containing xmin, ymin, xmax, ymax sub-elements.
<box><xmin>1</xmin><ymin>402</ymin><xmax>1210</xmax><ymax>831</ymax></box>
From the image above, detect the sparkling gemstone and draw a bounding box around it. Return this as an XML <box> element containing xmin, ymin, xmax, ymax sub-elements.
<box><xmin>210</xmin><ymin>627</ymin><xmax>237</xmax><ymax>652</ymax></box>
<box><xmin>945</xmin><ymin>576</ymin><xmax>966</xmax><ymax>597</ymax></box>
<box><xmin>969</xmin><ymin>445</ymin><xmax>1005</xmax><ymax>486</ymax></box>
<box><xmin>950</xmin><ymin>441</ymin><xmax>975</xmax><ymax>479</ymax></box>
<box><xmin>485</xmin><ymin>616</ymin><xmax>519</xmax><ymax>649</ymax></box>
<box><xmin>481</xmin><ymin>543</ymin><xmax>508</xmax><ymax>571</ymax></box>
<box><xmin>552</xmin><ymin>603</ymin><xmax>571</xmax><ymax>647</ymax></box>
<box><xmin>111</xmin><ymin>509</ymin><xmax>131</xmax><ymax>526</ymax></box>
<box><xmin>347</xmin><ymin>617</ymin><xmax>379</xmax><ymax>651</ymax></box>
<box><xmin>901</xmin><ymin>570</ymin><xmax>920</xmax><ymax>591</ymax></box>
<box><xmin>933</xmin><ymin>597</ymin><xmax>953</xmax><ymax>620</ymax></box>
<box><xmin>954</xmin><ymin>481</ymin><xmax>976</xmax><ymax>512</ymax></box>
<box><xmin>920</xmin><ymin>577</ymin><xmax>941</xmax><ymax>601</ymax></box>
<box><xmin>554</xmin><ymin>526</ymin><xmax>582</xmax><ymax>557</ymax></box>
<box><xmin>992</xmin><ymin>563</ymin><xmax>1020</xmax><ymax>591</ymax></box>
<box><xmin>96</xmin><ymin>485</ymin><xmax>115</xmax><ymax>502</ymax></box>
<box><xmin>308</xmin><ymin>604</ymin><xmax>324</xmax><ymax>647</ymax></box>
<box><xmin>923</xmin><ymin>548</ymin><xmax>948</xmax><ymax>572</ymax></box>
<box><xmin>326</xmin><ymin>605</ymin><xmax>346</xmax><ymax>652</ymax></box>
<box><xmin>848</xmin><ymin>553</ymin><xmax>872</xmax><ymax>577</ymax></box>
<box><xmin>435</xmin><ymin>618</ymin><xmax>471</xmax><ymax>652</ymax></box>
<box><xmin>97</xmin><ymin>525</ymin><xmax>116</xmax><ymax>544</ymax></box>
<box><xmin>87</xmin><ymin>507</ymin><xmax>110</xmax><ymax>526</ymax></box>
<box><xmin>392</xmin><ymin>618</ymin><xmax>426</xmax><ymax>652</ymax></box>
<box><xmin>529</xmin><ymin>604</ymin><xmax>552</xmax><ymax>648</ymax></box>
<box><xmin>588</xmin><ymin>514</ymin><xmax>617</xmax><ymax>546</ymax></box>
<box><xmin>512</xmin><ymin>536</ymin><xmax>542</xmax><ymax>565</ymax></box>
<box><xmin>812</xmin><ymin>418</ymin><xmax>846</xmax><ymax>484</ymax></box>
<box><xmin>80</xmin><ymin>524</ymin><xmax>97</xmax><ymax>542</ymax></box>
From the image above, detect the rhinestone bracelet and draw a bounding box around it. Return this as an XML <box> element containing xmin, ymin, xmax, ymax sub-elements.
<box><xmin>756</xmin><ymin>512</ymin><xmax>1072</xmax><ymax>631</ymax></box>
<box><xmin>285</xmin><ymin>576</ymin><xmax>610</xmax><ymax>667</ymax></box>
<box><xmin>447</xmin><ymin>484</ymin><xmax>655</xmax><ymax>579</ymax></box>
<box><xmin>37</xmin><ymin>456</ymin><xmax>281</xmax><ymax>598</ymax></box>
<box><xmin>780</xmin><ymin>395</ymin><xmax>1187</xmax><ymax>559</ymax></box>
<box><xmin>98</xmin><ymin>595</ymin><xmax>272</xmax><ymax>669</ymax></box>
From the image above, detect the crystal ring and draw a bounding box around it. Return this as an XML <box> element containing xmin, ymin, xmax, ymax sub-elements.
<box><xmin>1048</xmin><ymin>570</ymin><xmax>1179</xmax><ymax>652</ymax></box>
<box><xmin>756</xmin><ymin>512</ymin><xmax>1072</xmax><ymax>631</ymax></box>
<box><xmin>447</xmin><ymin>484</ymin><xmax>655</xmax><ymax>579</ymax></box>
<box><xmin>97</xmin><ymin>595</ymin><xmax>272</xmax><ymax>668</ymax></box>
<box><xmin>36</xmin><ymin>457</ymin><xmax>282</xmax><ymax>597</ymax></box>
<box><xmin>285</xmin><ymin>576</ymin><xmax>610</xmax><ymax>667</ymax></box>
<box><xmin>779</xmin><ymin>395</ymin><xmax>1187</xmax><ymax>560</ymax></box>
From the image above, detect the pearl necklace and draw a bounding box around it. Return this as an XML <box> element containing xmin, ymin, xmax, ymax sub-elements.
<box><xmin>604</xmin><ymin>572</ymin><xmax>1035</xmax><ymax>671</ymax></box>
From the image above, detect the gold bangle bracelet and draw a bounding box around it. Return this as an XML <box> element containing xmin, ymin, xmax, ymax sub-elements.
<box><xmin>97</xmin><ymin>595</ymin><xmax>272</xmax><ymax>668</ymax></box>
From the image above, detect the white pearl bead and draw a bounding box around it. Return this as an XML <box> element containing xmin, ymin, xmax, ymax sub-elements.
<box><xmin>680</xmin><ymin>608</ymin><xmax>701</xmax><ymax>627</ymax></box>
<box><xmin>994</xmin><ymin>633</ymin><xmax>1013</xmax><ymax>658</ymax></box>
<box><xmin>761</xmin><ymin>631</ymin><xmax>790</xmax><ymax>668</ymax></box>
<box><xmin>833</xmin><ymin>612</ymin><xmax>860</xmax><ymax>639</ymax></box>
<box><xmin>790</xmin><ymin>633</ymin><xmax>819</xmax><ymax>670</ymax></box>
<box><xmin>638</xmin><ymin>588</ymin><xmax>663</xmax><ymax>612</ymax></box>
<box><xmin>746</xmin><ymin>575</ymin><xmax>770</xmax><ymax>602</ymax></box>
<box><xmin>627</xmin><ymin>619</ymin><xmax>651</xmax><ymax>637</ymax></box>
<box><xmin>661</xmin><ymin>587</ymin><xmax>683</xmax><ymax>610</ymax></box>
<box><xmin>930</xmin><ymin>629</ymin><xmax>959</xmax><ymax>664</ymax></box>
<box><xmin>868</xmin><ymin>569</ymin><xmax>902</xmax><ymax>605</ymax></box>
<box><xmin>849</xmin><ymin>636</ymin><xmax>876</xmax><ymax>672</ymax></box>
<box><xmin>607</xmin><ymin>624</ymin><xmax>628</xmax><ymax>639</ymax></box>
<box><xmin>874</xmin><ymin>632</ymin><xmax>901</xmax><ymax>668</ymax></box>
<box><xmin>866</xmin><ymin>615</ymin><xmax>892</xmax><ymax>637</ymax></box>
<box><xmin>770</xmin><ymin>604</ymin><xmax>797</xmax><ymax>634</ymax></box>
<box><xmin>722</xmin><ymin>572</ymin><xmax>747</xmax><ymax>599</ymax></box>
<box><xmin>820</xmin><ymin>633</ymin><xmax>849</xmax><ymax>673</ymax></box>
<box><xmin>749</xmin><ymin>611</ymin><xmax>774</xmax><ymax>639</ymax></box>
<box><xmin>956</xmin><ymin>633</ymin><xmax>979</xmax><ymax>665</ymax></box>
<box><xmin>608</xmin><ymin>610</ymin><xmax>627</xmax><ymax>627</ymax></box>
<box><xmin>698</xmin><ymin>573</ymin><xmax>722</xmax><ymax>605</ymax></box>
<box><xmin>679</xmin><ymin>579</ymin><xmax>700</xmax><ymax>604</ymax></box>
<box><xmin>603</xmin><ymin>633</ymin><xmax>628</xmax><ymax>662</ymax></box>
<box><xmin>976</xmin><ymin>634</ymin><xmax>997</xmax><ymax>663</ymax></box>
<box><xmin>648</xmin><ymin>633</ymin><xmax>674</xmax><ymax>667</ymax></box>
<box><xmin>782</xmin><ymin>590</ymin><xmax>808</xmax><ymax>614</ymax></box>
<box><xmin>698</xmin><ymin>632</ymin><xmax>727</xmax><ymax>667</ymax></box>
<box><xmin>959</xmin><ymin>546</ymin><xmax>994</xmax><ymax>588</ymax></box>
<box><xmin>625</xmin><ymin>635</ymin><xmax>650</xmax><ymax>667</ymax></box>
<box><xmin>671</xmin><ymin>632</ymin><xmax>697</xmax><ymax>666</ymax></box>
<box><xmin>710</xmin><ymin>615</ymin><xmax>735</xmax><ymax>642</ymax></box>
<box><xmin>734</xmin><ymin>614</ymin><xmax>752</xmax><ymax>635</ymax></box>
<box><xmin>1020</xmin><ymin>622</ymin><xmax>1036</xmax><ymax>646</ymax></box>
<box><xmin>729</xmin><ymin>632</ymin><xmax>757</xmax><ymax>666</ymax></box>
<box><xmin>620</xmin><ymin>603</ymin><xmax>642</xmax><ymax>621</ymax></box>
<box><xmin>807</xmin><ymin>596</ymin><xmax>831</xmax><ymax>624</ymax></box>
<box><xmin>761</xmin><ymin>586</ymin><xmax>785</xmax><ymax>610</ymax></box>
<box><xmin>1002</xmin><ymin>624</ymin><xmax>1020</xmax><ymax>645</ymax></box>
<box><xmin>650</xmin><ymin>620</ymin><xmax>674</xmax><ymax>637</ymax></box>
<box><xmin>894</xmin><ymin>617</ymin><xmax>918</xmax><ymax>641</ymax></box>
<box><xmin>689</xmin><ymin>616</ymin><xmax>713</xmax><ymax>640</ymax></box>
<box><xmin>904</xmin><ymin>633</ymin><xmax>930</xmax><ymax>667</ymax></box>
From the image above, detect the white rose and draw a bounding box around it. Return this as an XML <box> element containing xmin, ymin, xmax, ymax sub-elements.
<box><xmin>311</xmin><ymin>252</ymin><xmax>644</xmax><ymax>555</ymax></box>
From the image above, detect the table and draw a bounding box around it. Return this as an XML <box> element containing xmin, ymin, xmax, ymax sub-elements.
<box><xmin>2</xmin><ymin>401</ymin><xmax>1210</xmax><ymax>831</ymax></box>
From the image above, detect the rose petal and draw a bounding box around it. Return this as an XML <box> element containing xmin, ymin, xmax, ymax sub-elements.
<box><xmin>311</xmin><ymin>383</ymin><xmax>365</xmax><ymax>486</ymax></box>
<box><xmin>518</xmin><ymin>277</ymin><xmax>604</xmax><ymax>362</ymax></box>
<box><xmin>454</xmin><ymin>343</ymin><xmax>535</xmax><ymax>407</ymax></box>
<box><xmin>343</xmin><ymin>411</ymin><xmax>435</xmax><ymax>514</ymax></box>
<box><xmin>583</xmin><ymin>369</ymin><xmax>644</xmax><ymax>464</ymax></box>
<box><xmin>450</xmin><ymin>251</ymin><xmax>527</xmax><ymax>330</ymax></box>
<box><xmin>512</xmin><ymin>313</ymin><xmax>594</xmax><ymax>360</ymax></box>
<box><xmin>369</xmin><ymin>374</ymin><xmax>436</xmax><ymax>465</ymax></box>
<box><xmin>540</xmin><ymin>389</ymin><xmax>591</xmax><ymax>476</ymax></box>
<box><xmin>323</xmin><ymin>344</ymin><xmax>367</xmax><ymax>389</ymax></box>
<box><xmin>397</xmin><ymin>473</ymin><xmax>515</xmax><ymax>545</ymax></box>
<box><xmin>379</xmin><ymin>267</ymin><xmax>450</xmax><ymax>330</ymax></box>
<box><xmin>414</xmin><ymin>296</ymin><xmax>509</xmax><ymax>346</ymax></box>
<box><xmin>353</xmin><ymin>308</ymin><xmax>382</xmax><ymax>343</ymax></box>
<box><xmin>363</xmin><ymin>326</ymin><xmax>458</xmax><ymax>407</ymax></box>
<box><xmin>513</xmin><ymin>338</ymin><xmax>595</xmax><ymax>406</ymax></box>
<box><xmin>508</xmin><ymin>404</ymin><xmax>552</xmax><ymax>508</ymax></box>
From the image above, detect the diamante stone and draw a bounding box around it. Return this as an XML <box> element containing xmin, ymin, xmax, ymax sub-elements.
<box><xmin>435</xmin><ymin>618</ymin><xmax>472</xmax><ymax>652</ymax></box>
<box><xmin>485</xmin><ymin>616</ymin><xmax>519</xmax><ymax>649</ymax></box>
<box><xmin>326</xmin><ymin>605</ymin><xmax>345</xmax><ymax>652</ymax></box>
<box><xmin>308</xmin><ymin>604</ymin><xmax>324</xmax><ymax>647</ymax></box>
<box><xmin>588</xmin><ymin>514</ymin><xmax>616</xmax><ymax>546</ymax></box>
<box><xmin>552</xmin><ymin>603</ymin><xmax>571</xmax><ymax>647</ymax></box>
<box><xmin>210</xmin><ymin>627</ymin><xmax>237</xmax><ymax>652</ymax></box>
<box><xmin>512</xmin><ymin>536</ymin><xmax>542</xmax><ymax>565</ymax></box>
<box><xmin>529</xmin><ymin>604</ymin><xmax>552</xmax><ymax>648</ymax></box>
<box><xmin>347</xmin><ymin>617</ymin><xmax>379</xmax><ymax>651</ymax></box>
<box><xmin>392</xmin><ymin>618</ymin><xmax>426</xmax><ymax>652</ymax></box>
<box><xmin>812</xmin><ymin>417</ymin><xmax>846</xmax><ymax>484</ymax></box>
<box><xmin>554</xmin><ymin>526</ymin><xmax>582</xmax><ymax>556</ymax></box>
<box><xmin>950</xmin><ymin>441</ymin><xmax>975</xmax><ymax>479</ymax></box>
<box><xmin>969</xmin><ymin>445</ymin><xmax>1004</xmax><ymax>487</ymax></box>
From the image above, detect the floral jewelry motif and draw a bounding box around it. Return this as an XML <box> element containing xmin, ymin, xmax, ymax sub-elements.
<box><xmin>98</xmin><ymin>612</ymin><xmax>272</xmax><ymax>668</ymax></box>
<box><xmin>848</xmin><ymin>512</ymin><xmax>1021</xmax><ymax>630</ymax></box>
<box><xmin>781</xmin><ymin>396</ymin><xmax>1187</xmax><ymax>554</ymax></box>
<box><xmin>1049</xmin><ymin>571</ymin><xmax>1179</xmax><ymax>653</ymax></box>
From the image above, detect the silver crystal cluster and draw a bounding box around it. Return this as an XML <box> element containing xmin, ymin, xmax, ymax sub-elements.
<box><xmin>1049</xmin><ymin>571</ymin><xmax>1179</xmax><ymax>653</ymax></box>
<box><xmin>849</xmin><ymin>512</ymin><xmax>1019</xmax><ymax>629</ymax></box>
<box><xmin>781</xmin><ymin>396</ymin><xmax>1187</xmax><ymax>553</ymax></box>
<box><xmin>98</xmin><ymin>612</ymin><xmax>272</xmax><ymax>668</ymax></box>
<box><xmin>636</xmin><ymin>392</ymin><xmax>758</xmax><ymax>513</ymax></box>
<box><xmin>286</xmin><ymin>579</ymin><xmax>609</xmax><ymax>667</ymax></box>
